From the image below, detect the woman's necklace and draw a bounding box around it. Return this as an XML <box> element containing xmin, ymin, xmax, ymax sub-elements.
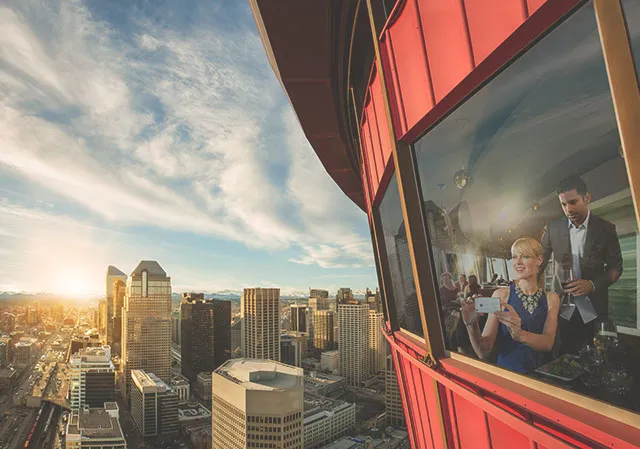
<box><xmin>515</xmin><ymin>284</ymin><xmax>543</xmax><ymax>313</ymax></box>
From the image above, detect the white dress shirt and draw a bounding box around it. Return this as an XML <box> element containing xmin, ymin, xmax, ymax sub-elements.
<box><xmin>568</xmin><ymin>210</ymin><xmax>590</xmax><ymax>280</ymax></box>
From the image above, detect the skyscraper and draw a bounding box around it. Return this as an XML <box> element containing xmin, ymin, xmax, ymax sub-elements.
<box><xmin>98</xmin><ymin>300</ymin><xmax>107</xmax><ymax>342</ymax></box>
<box><xmin>70</xmin><ymin>346</ymin><xmax>115</xmax><ymax>411</ymax></box>
<box><xmin>181</xmin><ymin>293</ymin><xmax>231</xmax><ymax>384</ymax></box>
<box><xmin>338</xmin><ymin>303</ymin><xmax>369</xmax><ymax>387</ymax></box>
<box><xmin>280</xmin><ymin>331</ymin><xmax>307</xmax><ymax>367</ymax></box>
<box><xmin>230</xmin><ymin>318</ymin><xmax>242</xmax><ymax>358</ymax></box>
<box><xmin>290</xmin><ymin>303</ymin><xmax>307</xmax><ymax>332</ymax></box>
<box><xmin>211</xmin><ymin>359</ymin><xmax>303</xmax><ymax>449</ymax></box>
<box><xmin>313</xmin><ymin>310</ymin><xmax>336</xmax><ymax>351</ymax></box>
<box><xmin>385</xmin><ymin>354</ymin><xmax>405</xmax><ymax>427</ymax></box>
<box><xmin>121</xmin><ymin>261</ymin><xmax>172</xmax><ymax>400</ymax></box>
<box><xmin>369</xmin><ymin>310</ymin><xmax>385</xmax><ymax>374</ymax></box>
<box><xmin>106</xmin><ymin>266</ymin><xmax>127</xmax><ymax>347</ymax></box>
<box><xmin>241</xmin><ymin>288</ymin><xmax>280</xmax><ymax>362</ymax></box>
<box><xmin>336</xmin><ymin>288</ymin><xmax>354</xmax><ymax>304</ymax></box>
<box><xmin>309</xmin><ymin>288</ymin><xmax>329</xmax><ymax>299</ymax></box>
<box><xmin>111</xmin><ymin>279</ymin><xmax>126</xmax><ymax>356</ymax></box>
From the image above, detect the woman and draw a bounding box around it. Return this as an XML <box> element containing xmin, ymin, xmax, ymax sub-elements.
<box><xmin>461</xmin><ymin>237</ymin><xmax>560</xmax><ymax>373</ymax></box>
<box><xmin>440</xmin><ymin>272</ymin><xmax>461</xmax><ymax>349</ymax></box>
<box><xmin>463</xmin><ymin>274</ymin><xmax>482</xmax><ymax>298</ymax></box>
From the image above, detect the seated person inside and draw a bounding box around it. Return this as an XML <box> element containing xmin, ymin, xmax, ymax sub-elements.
<box><xmin>461</xmin><ymin>237</ymin><xmax>560</xmax><ymax>373</ymax></box>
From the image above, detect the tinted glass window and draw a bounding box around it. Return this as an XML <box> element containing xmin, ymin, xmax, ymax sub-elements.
<box><xmin>622</xmin><ymin>0</ymin><xmax>640</xmax><ymax>84</ymax></box>
<box><xmin>415</xmin><ymin>2</ymin><xmax>639</xmax><ymax>412</ymax></box>
<box><xmin>378</xmin><ymin>174</ymin><xmax>423</xmax><ymax>337</ymax></box>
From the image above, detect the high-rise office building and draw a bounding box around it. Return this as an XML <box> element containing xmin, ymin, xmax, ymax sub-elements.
<box><xmin>385</xmin><ymin>355</ymin><xmax>405</xmax><ymax>427</ymax></box>
<box><xmin>111</xmin><ymin>279</ymin><xmax>126</xmax><ymax>356</ymax></box>
<box><xmin>195</xmin><ymin>372</ymin><xmax>212</xmax><ymax>406</ymax></box>
<box><xmin>106</xmin><ymin>266</ymin><xmax>127</xmax><ymax>348</ymax></box>
<box><xmin>338</xmin><ymin>303</ymin><xmax>369</xmax><ymax>387</ymax></box>
<box><xmin>171</xmin><ymin>310</ymin><xmax>181</xmax><ymax>347</ymax></box>
<box><xmin>280</xmin><ymin>331</ymin><xmax>307</xmax><ymax>367</ymax></box>
<box><xmin>290</xmin><ymin>304</ymin><xmax>307</xmax><ymax>333</ymax></box>
<box><xmin>130</xmin><ymin>370</ymin><xmax>179</xmax><ymax>437</ymax></box>
<box><xmin>366</xmin><ymin>288</ymin><xmax>383</xmax><ymax>313</ymax></box>
<box><xmin>211</xmin><ymin>359</ymin><xmax>303</xmax><ymax>449</ymax></box>
<box><xmin>70</xmin><ymin>346</ymin><xmax>115</xmax><ymax>411</ymax></box>
<box><xmin>230</xmin><ymin>318</ymin><xmax>242</xmax><ymax>358</ymax></box>
<box><xmin>98</xmin><ymin>300</ymin><xmax>107</xmax><ymax>341</ymax></box>
<box><xmin>121</xmin><ymin>261</ymin><xmax>172</xmax><ymax>400</ymax></box>
<box><xmin>65</xmin><ymin>403</ymin><xmax>126</xmax><ymax>449</ymax></box>
<box><xmin>369</xmin><ymin>310</ymin><xmax>385</xmax><ymax>374</ymax></box>
<box><xmin>336</xmin><ymin>288</ymin><xmax>354</xmax><ymax>304</ymax></box>
<box><xmin>313</xmin><ymin>310</ymin><xmax>336</xmax><ymax>351</ymax></box>
<box><xmin>309</xmin><ymin>288</ymin><xmax>329</xmax><ymax>299</ymax></box>
<box><xmin>181</xmin><ymin>293</ymin><xmax>231</xmax><ymax>384</ymax></box>
<box><xmin>241</xmin><ymin>288</ymin><xmax>280</xmax><ymax>362</ymax></box>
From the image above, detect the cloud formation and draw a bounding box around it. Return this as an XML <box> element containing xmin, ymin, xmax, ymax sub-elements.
<box><xmin>0</xmin><ymin>0</ymin><xmax>374</xmax><ymax>293</ymax></box>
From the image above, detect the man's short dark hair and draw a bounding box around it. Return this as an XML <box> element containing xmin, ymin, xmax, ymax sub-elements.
<box><xmin>556</xmin><ymin>176</ymin><xmax>588</xmax><ymax>197</ymax></box>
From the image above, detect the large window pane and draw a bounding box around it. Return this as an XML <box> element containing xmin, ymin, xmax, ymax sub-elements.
<box><xmin>378</xmin><ymin>174</ymin><xmax>423</xmax><ymax>337</ymax></box>
<box><xmin>415</xmin><ymin>2</ymin><xmax>639</xmax><ymax>412</ymax></box>
<box><xmin>622</xmin><ymin>0</ymin><xmax>640</xmax><ymax>85</ymax></box>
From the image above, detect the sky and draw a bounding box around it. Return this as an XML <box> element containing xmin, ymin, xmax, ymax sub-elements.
<box><xmin>0</xmin><ymin>0</ymin><xmax>377</xmax><ymax>297</ymax></box>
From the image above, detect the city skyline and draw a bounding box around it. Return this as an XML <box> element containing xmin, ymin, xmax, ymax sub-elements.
<box><xmin>0</xmin><ymin>0</ymin><xmax>376</xmax><ymax>297</ymax></box>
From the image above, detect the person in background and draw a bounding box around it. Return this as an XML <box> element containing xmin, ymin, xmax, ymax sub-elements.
<box><xmin>540</xmin><ymin>175</ymin><xmax>623</xmax><ymax>354</ymax></box>
<box><xmin>440</xmin><ymin>272</ymin><xmax>461</xmax><ymax>350</ymax></box>
<box><xmin>461</xmin><ymin>238</ymin><xmax>560</xmax><ymax>374</ymax></box>
<box><xmin>456</xmin><ymin>273</ymin><xmax>468</xmax><ymax>292</ymax></box>
<box><xmin>464</xmin><ymin>274</ymin><xmax>482</xmax><ymax>298</ymax></box>
<box><xmin>490</xmin><ymin>273</ymin><xmax>499</xmax><ymax>284</ymax></box>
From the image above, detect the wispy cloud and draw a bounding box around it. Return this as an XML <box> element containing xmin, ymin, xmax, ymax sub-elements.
<box><xmin>0</xmin><ymin>0</ymin><xmax>375</xmax><ymax>293</ymax></box>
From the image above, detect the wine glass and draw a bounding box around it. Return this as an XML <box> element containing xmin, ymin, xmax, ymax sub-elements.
<box><xmin>579</xmin><ymin>345</ymin><xmax>604</xmax><ymax>388</ymax></box>
<box><xmin>594</xmin><ymin>316</ymin><xmax>618</xmax><ymax>353</ymax></box>
<box><xmin>557</xmin><ymin>268</ymin><xmax>576</xmax><ymax>318</ymax></box>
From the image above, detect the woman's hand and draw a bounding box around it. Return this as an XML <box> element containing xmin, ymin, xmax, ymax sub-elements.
<box><xmin>461</xmin><ymin>297</ymin><xmax>478</xmax><ymax>326</ymax></box>
<box><xmin>495</xmin><ymin>304</ymin><xmax>522</xmax><ymax>341</ymax></box>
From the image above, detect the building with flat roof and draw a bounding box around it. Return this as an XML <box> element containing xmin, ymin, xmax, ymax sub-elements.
<box><xmin>321</xmin><ymin>350</ymin><xmax>339</xmax><ymax>372</ymax></box>
<box><xmin>70</xmin><ymin>346</ymin><xmax>115</xmax><ymax>411</ymax></box>
<box><xmin>304</xmin><ymin>372</ymin><xmax>347</xmax><ymax>396</ymax></box>
<box><xmin>241</xmin><ymin>288</ymin><xmax>280</xmax><ymax>362</ymax></box>
<box><xmin>181</xmin><ymin>294</ymin><xmax>231</xmax><ymax>384</ymax></box>
<box><xmin>171</xmin><ymin>375</ymin><xmax>190</xmax><ymax>402</ymax></box>
<box><xmin>338</xmin><ymin>303</ymin><xmax>370</xmax><ymax>386</ymax></box>
<box><xmin>130</xmin><ymin>370</ymin><xmax>178</xmax><ymax>437</ymax></box>
<box><xmin>385</xmin><ymin>355</ymin><xmax>404</xmax><ymax>428</ymax></box>
<box><xmin>303</xmin><ymin>395</ymin><xmax>356</xmax><ymax>449</ymax></box>
<box><xmin>65</xmin><ymin>402</ymin><xmax>126</xmax><ymax>449</ymax></box>
<box><xmin>211</xmin><ymin>359</ymin><xmax>303</xmax><ymax>449</ymax></box>
<box><xmin>177</xmin><ymin>402</ymin><xmax>211</xmax><ymax>422</ymax></box>
<box><xmin>290</xmin><ymin>304</ymin><xmax>307</xmax><ymax>333</ymax></box>
<box><xmin>195</xmin><ymin>371</ymin><xmax>212</xmax><ymax>405</ymax></box>
<box><xmin>280</xmin><ymin>331</ymin><xmax>307</xmax><ymax>368</ymax></box>
<box><xmin>313</xmin><ymin>310</ymin><xmax>336</xmax><ymax>351</ymax></box>
<box><xmin>106</xmin><ymin>266</ymin><xmax>127</xmax><ymax>351</ymax></box>
<box><xmin>369</xmin><ymin>311</ymin><xmax>385</xmax><ymax>375</ymax></box>
<box><xmin>0</xmin><ymin>366</ymin><xmax>16</xmax><ymax>390</ymax></box>
<box><xmin>14</xmin><ymin>338</ymin><xmax>36</xmax><ymax>364</ymax></box>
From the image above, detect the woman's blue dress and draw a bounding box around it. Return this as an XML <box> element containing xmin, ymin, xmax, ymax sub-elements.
<box><xmin>496</xmin><ymin>284</ymin><xmax>548</xmax><ymax>373</ymax></box>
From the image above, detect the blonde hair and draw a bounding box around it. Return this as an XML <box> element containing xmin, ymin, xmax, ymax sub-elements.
<box><xmin>510</xmin><ymin>237</ymin><xmax>543</xmax><ymax>259</ymax></box>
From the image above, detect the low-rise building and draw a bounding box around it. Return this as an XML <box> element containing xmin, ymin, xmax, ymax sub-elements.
<box><xmin>14</xmin><ymin>338</ymin><xmax>37</xmax><ymax>364</ymax></box>
<box><xmin>303</xmin><ymin>395</ymin><xmax>355</xmax><ymax>449</ymax></box>
<box><xmin>194</xmin><ymin>371</ymin><xmax>212</xmax><ymax>405</ymax></box>
<box><xmin>320</xmin><ymin>350</ymin><xmax>339</xmax><ymax>372</ymax></box>
<box><xmin>171</xmin><ymin>375</ymin><xmax>190</xmax><ymax>402</ymax></box>
<box><xmin>0</xmin><ymin>366</ymin><xmax>16</xmax><ymax>389</ymax></box>
<box><xmin>130</xmin><ymin>370</ymin><xmax>178</xmax><ymax>437</ymax></box>
<box><xmin>65</xmin><ymin>402</ymin><xmax>126</xmax><ymax>449</ymax></box>
<box><xmin>304</xmin><ymin>372</ymin><xmax>347</xmax><ymax>396</ymax></box>
<box><xmin>177</xmin><ymin>402</ymin><xmax>211</xmax><ymax>422</ymax></box>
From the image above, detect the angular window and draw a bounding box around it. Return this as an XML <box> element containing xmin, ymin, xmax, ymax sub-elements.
<box><xmin>622</xmin><ymin>0</ymin><xmax>640</xmax><ymax>84</ymax></box>
<box><xmin>414</xmin><ymin>2</ymin><xmax>639</xmax><ymax>412</ymax></box>
<box><xmin>141</xmin><ymin>270</ymin><xmax>148</xmax><ymax>298</ymax></box>
<box><xmin>377</xmin><ymin>174</ymin><xmax>422</xmax><ymax>337</ymax></box>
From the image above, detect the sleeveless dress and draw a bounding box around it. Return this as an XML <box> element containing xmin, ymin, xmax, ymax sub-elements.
<box><xmin>496</xmin><ymin>284</ymin><xmax>549</xmax><ymax>374</ymax></box>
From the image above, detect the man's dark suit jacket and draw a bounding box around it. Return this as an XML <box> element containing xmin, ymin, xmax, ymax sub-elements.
<box><xmin>540</xmin><ymin>213</ymin><xmax>623</xmax><ymax>316</ymax></box>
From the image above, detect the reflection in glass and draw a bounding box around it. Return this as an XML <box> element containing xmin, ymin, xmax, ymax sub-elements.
<box><xmin>413</xmin><ymin>2</ymin><xmax>639</xmax><ymax>411</ymax></box>
<box><xmin>377</xmin><ymin>175</ymin><xmax>423</xmax><ymax>337</ymax></box>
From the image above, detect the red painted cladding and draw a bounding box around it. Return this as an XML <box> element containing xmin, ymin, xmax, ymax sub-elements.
<box><xmin>463</xmin><ymin>0</ymin><xmax>527</xmax><ymax>63</ymax></box>
<box><xmin>382</xmin><ymin>0</ymin><xmax>435</xmax><ymax>133</ymax></box>
<box><xmin>528</xmin><ymin>0</ymin><xmax>548</xmax><ymax>14</ymax></box>
<box><xmin>417</xmin><ymin>0</ymin><xmax>475</xmax><ymax>102</ymax></box>
<box><xmin>486</xmin><ymin>415</ymin><xmax>532</xmax><ymax>449</ymax></box>
<box><xmin>364</xmin><ymin>94</ymin><xmax>386</xmax><ymax>182</ymax></box>
<box><xmin>360</xmin><ymin>113</ymin><xmax>379</xmax><ymax>187</ymax></box>
<box><xmin>452</xmin><ymin>393</ymin><xmax>492</xmax><ymax>449</ymax></box>
<box><xmin>370</xmin><ymin>75</ymin><xmax>393</xmax><ymax>169</ymax></box>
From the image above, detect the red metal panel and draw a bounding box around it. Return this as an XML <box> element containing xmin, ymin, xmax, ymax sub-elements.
<box><xmin>418</xmin><ymin>369</ymin><xmax>447</xmax><ymax>449</ymax></box>
<box><xmin>360</xmin><ymin>116</ymin><xmax>378</xmax><ymax>199</ymax></box>
<box><xmin>487</xmin><ymin>414</ymin><xmax>532</xmax><ymax>449</ymax></box>
<box><xmin>400</xmin><ymin>355</ymin><xmax>428</xmax><ymax>448</ymax></box>
<box><xmin>362</xmin><ymin>105</ymin><xmax>380</xmax><ymax>185</ymax></box>
<box><xmin>380</xmin><ymin>34</ymin><xmax>408</xmax><ymax>136</ymax></box>
<box><xmin>370</xmin><ymin>76</ymin><xmax>393</xmax><ymax>172</ymax></box>
<box><xmin>411</xmin><ymin>364</ymin><xmax>438</xmax><ymax>449</ymax></box>
<box><xmin>391</xmin><ymin>348</ymin><xmax>419</xmax><ymax>449</ymax></box>
<box><xmin>451</xmin><ymin>393</ymin><xmax>492</xmax><ymax>449</ymax></box>
<box><xmin>364</xmin><ymin>89</ymin><xmax>386</xmax><ymax>183</ymax></box>
<box><xmin>528</xmin><ymin>0</ymin><xmax>547</xmax><ymax>14</ymax></box>
<box><xmin>417</xmin><ymin>0</ymin><xmax>475</xmax><ymax>101</ymax></box>
<box><xmin>385</xmin><ymin>0</ymin><xmax>435</xmax><ymax>132</ymax></box>
<box><xmin>463</xmin><ymin>0</ymin><xmax>528</xmax><ymax>63</ymax></box>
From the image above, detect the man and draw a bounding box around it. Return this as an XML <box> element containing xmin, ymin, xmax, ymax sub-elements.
<box><xmin>456</xmin><ymin>273</ymin><xmax>468</xmax><ymax>292</ymax></box>
<box><xmin>540</xmin><ymin>176</ymin><xmax>623</xmax><ymax>354</ymax></box>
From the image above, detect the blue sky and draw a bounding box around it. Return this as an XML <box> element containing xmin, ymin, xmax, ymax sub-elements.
<box><xmin>0</xmin><ymin>0</ymin><xmax>376</xmax><ymax>296</ymax></box>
